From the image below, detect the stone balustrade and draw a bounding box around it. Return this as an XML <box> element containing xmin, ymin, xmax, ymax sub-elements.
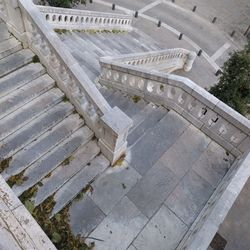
<box><xmin>99</xmin><ymin>57</ymin><xmax>250</xmax><ymax>250</ymax></box>
<box><xmin>99</xmin><ymin>59</ymin><xmax>250</xmax><ymax>157</ymax></box>
<box><xmin>107</xmin><ymin>48</ymin><xmax>197</xmax><ymax>72</ymax></box>
<box><xmin>38</xmin><ymin>6</ymin><xmax>133</xmax><ymax>31</ymax></box>
<box><xmin>0</xmin><ymin>0</ymin><xmax>132</xmax><ymax>164</ymax></box>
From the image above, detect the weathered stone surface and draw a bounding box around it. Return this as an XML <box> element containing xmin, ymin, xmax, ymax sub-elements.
<box><xmin>86</xmin><ymin>196</ymin><xmax>148</xmax><ymax>250</ymax></box>
<box><xmin>0</xmin><ymin>22</ymin><xmax>11</xmax><ymax>42</ymax></box>
<box><xmin>133</xmin><ymin>205</ymin><xmax>188</xmax><ymax>250</ymax></box>
<box><xmin>2</xmin><ymin>113</ymin><xmax>83</xmax><ymax>180</ymax></box>
<box><xmin>0</xmin><ymin>63</ymin><xmax>45</xmax><ymax>99</ymax></box>
<box><xmin>33</xmin><ymin>138</ymin><xmax>99</xmax><ymax>206</ymax></box>
<box><xmin>51</xmin><ymin>154</ymin><xmax>109</xmax><ymax>216</ymax></box>
<box><xmin>127</xmin><ymin>106</ymin><xmax>167</xmax><ymax>147</ymax></box>
<box><xmin>0</xmin><ymin>74</ymin><xmax>55</xmax><ymax>119</ymax></box>
<box><xmin>0</xmin><ymin>49</ymin><xmax>34</xmax><ymax>78</ymax></box>
<box><xmin>159</xmin><ymin>125</ymin><xmax>211</xmax><ymax>178</ymax></box>
<box><xmin>165</xmin><ymin>170</ymin><xmax>214</xmax><ymax>226</ymax></box>
<box><xmin>12</xmin><ymin>128</ymin><xmax>92</xmax><ymax>196</ymax></box>
<box><xmin>127</xmin><ymin>161</ymin><xmax>178</xmax><ymax>218</ymax></box>
<box><xmin>0</xmin><ymin>37</ymin><xmax>22</xmax><ymax>60</ymax></box>
<box><xmin>0</xmin><ymin>176</ymin><xmax>56</xmax><ymax>250</ymax></box>
<box><xmin>128</xmin><ymin>110</ymin><xmax>189</xmax><ymax>175</ymax></box>
<box><xmin>0</xmin><ymin>102</ymin><xmax>73</xmax><ymax>159</ymax></box>
<box><xmin>192</xmin><ymin>141</ymin><xmax>234</xmax><ymax>187</ymax></box>
<box><xmin>89</xmin><ymin>162</ymin><xmax>141</xmax><ymax>215</ymax></box>
<box><xmin>0</xmin><ymin>88</ymin><xmax>64</xmax><ymax>141</ymax></box>
<box><xmin>69</xmin><ymin>196</ymin><xmax>105</xmax><ymax>237</ymax></box>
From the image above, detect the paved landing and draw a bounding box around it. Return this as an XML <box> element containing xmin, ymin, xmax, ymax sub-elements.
<box><xmin>68</xmin><ymin>112</ymin><xmax>234</xmax><ymax>250</ymax></box>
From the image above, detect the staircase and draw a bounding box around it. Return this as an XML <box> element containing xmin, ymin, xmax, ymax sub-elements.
<box><xmin>0</xmin><ymin>20</ymin><xmax>109</xmax><ymax>219</ymax></box>
<box><xmin>0</xmin><ymin>16</ymin><xmax>237</xmax><ymax>249</ymax></box>
<box><xmin>57</xmin><ymin>28</ymin><xmax>235</xmax><ymax>249</ymax></box>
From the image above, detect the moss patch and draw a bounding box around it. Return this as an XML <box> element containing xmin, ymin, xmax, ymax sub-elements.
<box><xmin>0</xmin><ymin>157</ymin><xmax>12</xmax><ymax>173</ymax></box>
<box><xmin>7</xmin><ymin>170</ymin><xmax>28</xmax><ymax>187</ymax></box>
<box><xmin>131</xmin><ymin>95</ymin><xmax>141</xmax><ymax>103</ymax></box>
<box><xmin>113</xmin><ymin>154</ymin><xmax>126</xmax><ymax>167</ymax></box>
<box><xmin>61</xmin><ymin>156</ymin><xmax>74</xmax><ymax>166</ymax></box>
<box><xmin>54</xmin><ymin>29</ymin><xmax>68</xmax><ymax>34</ymax></box>
<box><xmin>32</xmin><ymin>55</ymin><xmax>40</xmax><ymax>63</ymax></box>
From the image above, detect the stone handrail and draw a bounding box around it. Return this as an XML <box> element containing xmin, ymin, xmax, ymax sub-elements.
<box><xmin>38</xmin><ymin>5</ymin><xmax>133</xmax><ymax>31</ymax></box>
<box><xmin>99</xmin><ymin>60</ymin><xmax>250</xmax><ymax>157</ymax></box>
<box><xmin>100</xmin><ymin>53</ymin><xmax>250</xmax><ymax>250</ymax></box>
<box><xmin>0</xmin><ymin>0</ymin><xmax>133</xmax><ymax>164</ymax></box>
<box><xmin>103</xmin><ymin>48</ymin><xmax>197</xmax><ymax>72</ymax></box>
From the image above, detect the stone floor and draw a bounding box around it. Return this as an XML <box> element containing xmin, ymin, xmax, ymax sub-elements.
<box><xmin>218</xmin><ymin>177</ymin><xmax>250</xmax><ymax>250</ymax></box>
<box><xmin>67</xmin><ymin>115</ymin><xmax>234</xmax><ymax>250</ymax></box>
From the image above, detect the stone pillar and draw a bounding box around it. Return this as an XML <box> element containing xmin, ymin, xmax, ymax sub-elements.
<box><xmin>99</xmin><ymin>106</ymin><xmax>133</xmax><ymax>165</ymax></box>
<box><xmin>3</xmin><ymin>0</ymin><xmax>27</xmax><ymax>46</ymax></box>
<box><xmin>183</xmin><ymin>51</ymin><xmax>196</xmax><ymax>72</ymax></box>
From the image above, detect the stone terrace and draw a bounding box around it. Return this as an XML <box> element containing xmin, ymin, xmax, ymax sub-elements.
<box><xmin>60</xmin><ymin>29</ymin><xmax>235</xmax><ymax>249</ymax></box>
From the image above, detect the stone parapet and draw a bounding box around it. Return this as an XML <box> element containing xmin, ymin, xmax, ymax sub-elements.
<box><xmin>38</xmin><ymin>5</ymin><xmax>133</xmax><ymax>31</ymax></box>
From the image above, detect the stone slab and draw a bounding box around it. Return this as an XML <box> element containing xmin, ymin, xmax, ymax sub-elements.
<box><xmin>127</xmin><ymin>106</ymin><xmax>167</xmax><ymax>147</ymax></box>
<box><xmin>89</xmin><ymin>162</ymin><xmax>141</xmax><ymax>215</ymax></box>
<box><xmin>159</xmin><ymin>125</ymin><xmax>211</xmax><ymax>178</ymax></box>
<box><xmin>133</xmin><ymin>205</ymin><xmax>188</xmax><ymax>250</ymax></box>
<box><xmin>128</xmin><ymin>110</ymin><xmax>189</xmax><ymax>175</ymax></box>
<box><xmin>192</xmin><ymin>141</ymin><xmax>234</xmax><ymax>188</ymax></box>
<box><xmin>127</xmin><ymin>161</ymin><xmax>178</xmax><ymax>218</ymax></box>
<box><xmin>86</xmin><ymin>196</ymin><xmax>148</xmax><ymax>250</ymax></box>
<box><xmin>69</xmin><ymin>196</ymin><xmax>105</xmax><ymax>237</ymax></box>
<box><xmin>165</xmin><ymin>170</ymin><xmax>214</xmax><ymax>226</ymax></box>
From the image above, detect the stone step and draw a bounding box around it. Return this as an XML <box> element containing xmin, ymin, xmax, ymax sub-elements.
<box><xmin>32</xmin><ymin>139</ymin><xmax>101</xmax><ymax>207</ymax></box>
<box><xmin>73</xmin><ymin>32</ymin><xmax>105</xmax><ymax>57</ymax></box>
<box><xmin>0</xmin><ymin>63</ymin><xmax>46</xmax><ymax>99</ymax></box>
<box><xmin>0</xmin><ymin>74</ymin><xmax>55</xmax><ymax>120</ymax></box>
<box><xmin>127</xmin><ymin>106</ymin><xmax>167</xmax><ymax>147</ymax></box>
<box><xmin>12</xmin><ymin>127</ymin><xmax>94</xmax><ymax>197</ymax></box>
<box><xmin>128</xmin><ymin>110</ymin><xmax>190</xmax><ymax>175</ymax></box>
<box><xmin>0</xmin><ymin>22</ymin><xmax>11</xmax><ymax>42</ymax></box>
<box><xmin>0</xmin><ymin>49</ymin><xmax>34</xmax><ymax>78</ymax></box>
<box><xmin>50</xmin><ymin>154</ymin><xmax>109</xmax><ymax>217</ymax></box>
<box><xmin>0</xmin><ymin>88</ymin><xmax>64</xmax><ymax>141</ymax></box>
<box><xmin>0</xmin><ymin>102</ymin><xmax>74</xmax><ymax>160</ymax></box>
<box><xmin>2</xmin><ymin>113</ymin><xmax>84</xmax><ymax>180</ymax></box>
<box><xmin>0</xmin><ymin>37</ymin><xmax>22</xmax><ymax>60</ymax></box>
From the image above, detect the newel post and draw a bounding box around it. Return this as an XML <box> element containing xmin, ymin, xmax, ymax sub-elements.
<box><xmin>3</xmin><ymin>0</ymin><xmax>27</xmax><ymax>45</ymax></box>
<box><xmin>99</xmin><ymin>106</ymin><xmax>133</xmax><ymax>165</ymax></box>
<box><xmin>183</xmin><ymin>51</ymin><xmax>196</xmax><ymax>72</ymax></box>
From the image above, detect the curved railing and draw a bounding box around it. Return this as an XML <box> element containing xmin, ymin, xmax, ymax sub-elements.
<box><xmin>99</xmin><ymin>60</ymin><xmax>250</xmax><ymax>157</ymax></box>
<box><xmin>38</xmin><ymin>6</ymin><xmax>133</xmax><ymax>31</ymax></box>
<box><xmin>103</xmin><ymin>48</ymin><xmax>197</xmax><ymax>72</ymax></box>
<box><xmin>99</xmin><ymin>56</ymin><xmax>250</xmax><ymax>250</ymax></box>
<box><xmin>0</xmin><ymin>0</ymin><xmax>132</xmax><ymax>164</ymax></box>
